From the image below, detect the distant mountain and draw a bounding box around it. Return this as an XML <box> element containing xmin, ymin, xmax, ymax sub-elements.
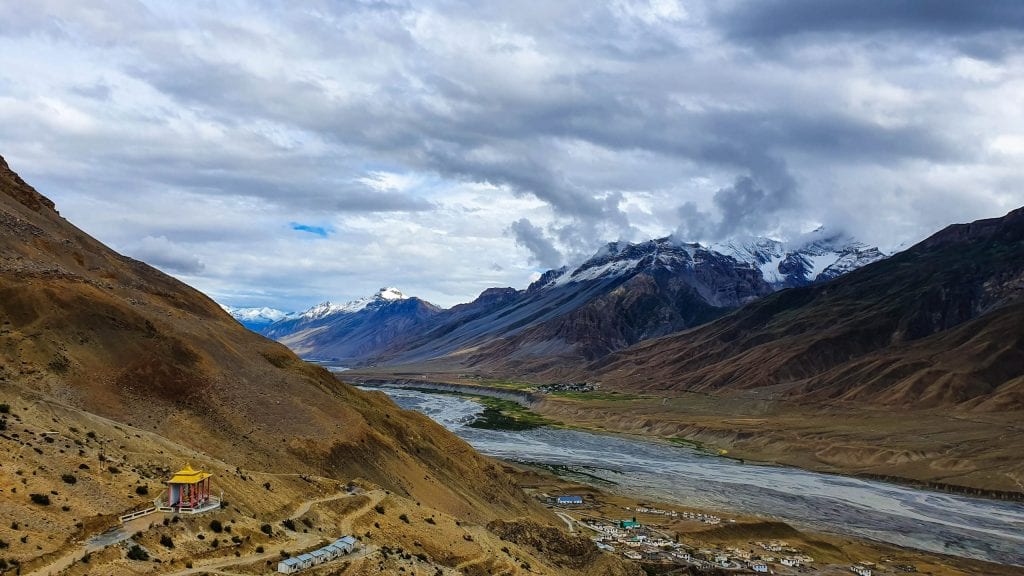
<box><xmin>711</xmin><ymin>228</ymin><xmax>886</xmax><ymax>289</ymax></box>
<box><xmin>261</xmin><ymin>287</ymin><xmax>442</xmax><ymax>361</ymax></box>
<box><xmin>220</xmin><ymin>304</ymin><xmax>295</xmax><ymax>330</ymax></box>
<box><xmin>262</xmin><ymin>234</ymin><xmax>885</xmax><ymax>372</ymax></box>
<box><xmin>592</xmin><ymin>207</ymin><xmax>1024</xmax><ymax>412</ymax></box>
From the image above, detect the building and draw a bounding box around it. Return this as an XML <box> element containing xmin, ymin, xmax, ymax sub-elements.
<box><xmin>277</xmin><ymin>557</ymin><xmax>303</xmax><ymax>574</ymax></box>
<box><xmin>556</xmin><ymin>495</ymin><xmax>584</xmax><ymax>505</ymax></box>
<box><xmin>781</xmin><ymin>557</ymin><xmax>801</xmax><ymax>567</ymax></box>
<box><xmin>750</xmin><ymin>562</ymin><xmax>770</xmax><ymax>573</ymax></box>
<box><xmin>161</xmin><ymin>464</ymin><xmax>218</xmax><ymax>513</ymax></box>
<box><xmin>619</xmin><ymin>519</ymin><xmax>641</xmax><ymax>529</ymax></box>
<box><xmin>851</xmin><ymin>565</ymin><xmax>872</xmax><ymax>576</ymax></box>
<box><xmin>334</xmin><ymin>535</ymin><xmax>357</xmax><ymax>552</ymax></box>
<box><xmin>311</xmin><ymin>549</ymin><xmax>331</xmax><ymax>564</ymax></box>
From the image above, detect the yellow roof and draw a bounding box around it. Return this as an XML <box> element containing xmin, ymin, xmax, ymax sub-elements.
<box><xmin>167</xmin><ymin>464</ymin><xmax>212</xmax><ymax>484</ymax></box>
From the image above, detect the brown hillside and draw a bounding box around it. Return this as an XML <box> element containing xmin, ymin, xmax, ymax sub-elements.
<box><xmin>0</xmin><ymin>154</ymin><xmax>536</xmax><ymax>522</ymax></box>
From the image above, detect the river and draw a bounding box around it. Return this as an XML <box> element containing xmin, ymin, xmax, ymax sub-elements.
<box><xmin>366</xmin><ymin>385</ymin><xmax>1024</xmax><ymax>567</ymax></box>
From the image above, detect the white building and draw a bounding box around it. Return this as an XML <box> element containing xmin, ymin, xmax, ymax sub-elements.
<box><xmin>851</xmin><ymin>565</ymin><xmax>873</xmax><ymax>576</ymax></box>
<box><xmin>750</xmin><ymin>562</ymin><xmax>770</xmax><ymax>573</ymax></box>
<box><xmin>277</xmin><ymin>557</ymin><xmax>303</xmax><ymax>574</ymax></box>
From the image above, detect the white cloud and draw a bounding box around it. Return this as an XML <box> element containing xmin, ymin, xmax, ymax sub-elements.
<box><xmin>0</xmin><ymin>1</ymin><xmax>1022</xmax><ymax>310</ymax></box>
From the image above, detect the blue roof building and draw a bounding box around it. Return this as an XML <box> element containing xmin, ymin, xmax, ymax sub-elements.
<box><xmin>556</xmin><ymin>495</ymin><xmax>584</xmax><ymax>505</ymax></box>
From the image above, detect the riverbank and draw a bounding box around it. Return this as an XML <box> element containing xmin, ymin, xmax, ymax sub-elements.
<box><xmin>364</xmin><ymin>385</ymin><xmax>1024</xmax><ymax>567</ymax></box>
<box><xmin>504</xmin><ymin>462</ymin><xmax>1024</xmax><ymax>576</ymax></box>
<box><xmin>343</xmin><ymin>369</ymin><xmax>1024</xmax><ymax>500</ymax></box>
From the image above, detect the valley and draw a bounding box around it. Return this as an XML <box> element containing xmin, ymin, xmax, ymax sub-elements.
<box><xmin>343</xmin><ymin>370</ymin><xmax>1024</xmax><ymax>498</ymax></box>
<box><xmin>358</xmin><ymin>384</ymin><xmax>1024</xmax><ymax>571</ymax></box>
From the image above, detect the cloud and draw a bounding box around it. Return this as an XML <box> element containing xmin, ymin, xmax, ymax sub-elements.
<box><xmin>126</xmin><ymin>236</ymin><xmax>205</xmax><ymax>275</ymax></box>
<box><xmin>509</xmin><ymin>218</ymin><xmax>564</xmax><ymax>268</ymax></box>
<box><xmin>675</xmin><ymin>173</ymin><xmax>798</xmax><ymax>241</ymax></box>
<box><xmin>714</xmin><ymin>0</ymin><xmax>1024</xmax><ymax>52</ymax></box>
<box><xmin>0</xmin><ymin>1</ymin><xmax>1022</xmax><ymax>309</ymax></box>
<box><xmin>290</xmin><ymin>223</ymin><xmax>330</xmax><ymax>238</ymax></box>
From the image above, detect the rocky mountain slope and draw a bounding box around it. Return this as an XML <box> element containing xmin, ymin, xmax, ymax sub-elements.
<box><xmin>262</xmin><ymin>287</ymin><xmax>443</xmax><ymax>361</ymax></box>
<box><xmin>593</xmin><ymin>207</ymin><xmax>1024</xmax><ymax>412</ymax></box>
<box><xmin>0</xmin><ymin>155</ymin><xmax>638</xmax><ymax>575</ymax></box>
<box><xmin>712</xmin><ymin>228</ymin><xmax>886</xmax><ymax>289</ymax></box>
<box><xmin>263</xmin><ymin>233</ymin><xmax>883</xmax><ymax>376</ymax></box>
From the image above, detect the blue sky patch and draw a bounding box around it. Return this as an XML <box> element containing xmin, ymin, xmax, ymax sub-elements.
<box><xmin>290</xmin><ymin>223</ymin><xmax>331</xmax><ymax>238</ymax></box>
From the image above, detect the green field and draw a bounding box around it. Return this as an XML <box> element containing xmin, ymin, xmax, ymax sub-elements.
<box><xmin>467</xmin><ymin>397</ymin><xmax>555</xmax><ymax>431</ymax></box>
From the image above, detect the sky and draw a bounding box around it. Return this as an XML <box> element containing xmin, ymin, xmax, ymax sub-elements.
<box><xmin>1</xmin><ymin>1</ymin><xmax>1023</xmax><ymax>310</ymax></box>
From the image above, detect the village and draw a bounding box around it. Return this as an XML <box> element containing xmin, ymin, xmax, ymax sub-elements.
<box><xmin>541</xmin><ymin>493</ymin><xmax>891</xmax><ymax>575</ymax></box>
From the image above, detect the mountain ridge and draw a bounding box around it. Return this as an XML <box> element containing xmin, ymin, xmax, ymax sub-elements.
<box><xmin>588</xmin><ymin>206</ymin><xmax>1024</xmax><ymax>412</ymax></box>
<box><xmin>259</xmin><ymin>233</ymin><xmax>884</xmax><ymax>368</ymax></box>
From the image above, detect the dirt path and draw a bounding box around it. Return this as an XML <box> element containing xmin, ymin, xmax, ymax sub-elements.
<box><xmin>24</xmin><ymin>513</ymin><xmax>164</xmax><ymax>576</ymax></box>
<box><xmin>554</xmin><ymin>510</ymin><xmax>576</xmax><ymax>533</ymax></box>
<box><xmin>161</xmin><ymin>490</ymin><xmax>384</xmax><ymax>576</ymax></box>
<box><xmin>288</xmin><ymin>490</ymin><xmax>357</xmax><ymax>520</ymax></box>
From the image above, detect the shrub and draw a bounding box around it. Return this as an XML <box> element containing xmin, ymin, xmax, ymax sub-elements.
<box><xmin>374</xmin><ymin>504</ymin><xmax>385</xmax><ymax>514</ymax></box>
<box><xmin>86</xmin><ymin>431</ymin><xmax>96</xmax><ymax>439</ymax></box>
<box><xmin>126</xmin><ymin>545</ymin><xmax>149</xmax><ymax>561</ymax></box>
<box><xmin>260</xmin><ymin>524</ymin><xmax>273</xmax><ymax>536</ymax></box>
<box><xmin>255</xmin><ymin>545</ymin><xmax>264</xmax><ymax>553</ymax></box>
<box><xmin>108</xmin><ymin>466</ymin><xmax>120</xmax><ymax>474</ymax></box>
<box><xmin>61</xmin><ymin>474</ymin><xmax>77</xmax><ymax>484</ymax></box>
<box><xmin>281</xmin><ymin>519</ymin><xmax>296</xmax><ymax>531</ymax></box>
<box><xmin>159</xmin><ymin>535</ymin><xmax>174</xmax><ymax>549</ymax></box>
<box><xmin>209</xmin><ymin>519</ymin><xmax>223</xmax><ymax>533</ymax></box>
<box><xmin>29</xmin><ymin>493</ymin><xmax>50</xmax><ymax>506</ymax></box>
<box><xmin>135</xmin><ymin>485</ymin><xmax>148</xmax><ymax>496</ymax></box>
<box><xmin>0</xmin><ymin>403</ymin><xmax>9</xmax><ymax>413</ymax></box>
<box><xmin>78</xmin><ymin>463</ymin><xmax>90</xmax><ymax>470</ymax></box>
<box><xmin>398</xmin><ymin>514</ymin><xmax>409</xmax><ymax>524</ymax></box>
<box><xmin>425</xmin><ymin>517</ymin><xmax>436</xmax><ymax>525</ymax></box>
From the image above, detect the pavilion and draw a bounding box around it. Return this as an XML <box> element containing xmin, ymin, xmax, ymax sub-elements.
<box><xmin>160</xmin><ymin>464</ymin><xmax>219</xmax><ymax>513</ymax></box>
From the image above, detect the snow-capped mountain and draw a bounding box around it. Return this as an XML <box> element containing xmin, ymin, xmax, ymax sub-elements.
<box><xmin>220</xmin><ymin>304</ymin><xmax>296</xmax><ymax>330</ymax></box>
<box><xmin>260</xmin><ymin>287</ymin><xmax>438</xmax><ymax>360</ymax></box>
<box><xmin>711</xmin><ymin>228</ymin><xmax>886</xmax><ymax>289</ymax></box>
<box><xmin>299</xmin><ymin>287</ymin><xmax>408</xmax><ymax>320</ymax></box>
<box><xmin>260</xmin><ymin>233</ymin><xmax>887</xmax><ymax>372</ymax></box>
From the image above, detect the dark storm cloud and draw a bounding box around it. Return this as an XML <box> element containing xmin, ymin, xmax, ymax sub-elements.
<box><xmin>715</xmin><ymin>0</ymin><xmax>1024</xmax><ymax>45</ymax></box>
<box><xmin>509</xmin><ymin>218</ymin><xmax>563</xmax><ymax>268</ymax></box>
<box><xmin>676</xmin><ymin>174</ymin><xmax>798</xmax><ymax>241</ymax></box>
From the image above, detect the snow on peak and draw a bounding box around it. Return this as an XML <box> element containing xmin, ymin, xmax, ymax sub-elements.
<box><xmin>220</xmin><ymin>304</ymin><xmax>294</xmax><ymax>325</ymax></box>
<box><xmin>377</xmin><ymin>287</ymin><xmax>406</xmax><ymax>301</ymax></box>
<box><xmin>710</xmin><ymin>228</ymin><xmax>885</xmax><ymax>288</ymax></box>
<box><xmin>299</xmin><ymin>288</ymin><xmax>409</xmax><ymax>319</ymax></box>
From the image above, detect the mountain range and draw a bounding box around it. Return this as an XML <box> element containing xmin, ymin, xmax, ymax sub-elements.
<box><xmin>249</xmin><ymin>233</ymin><xmax>885</xmax><ymax>372</ymax></box>
<box><xmin>594</xmin><ymin>207</ymin><xmax>1024</xmax><ymax>411</ymax></box>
